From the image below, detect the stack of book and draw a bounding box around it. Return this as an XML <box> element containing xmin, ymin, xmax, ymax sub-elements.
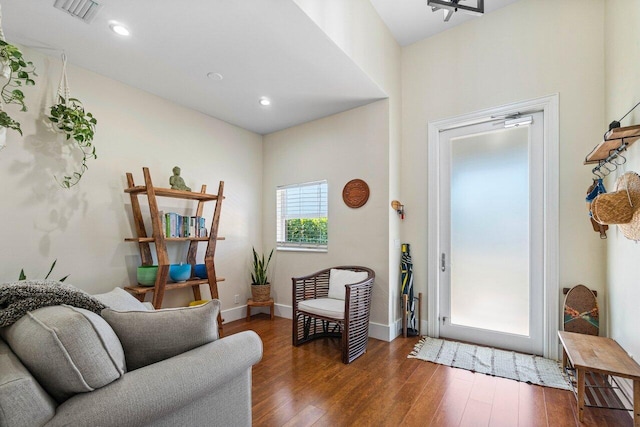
<box><xmin>159</xmin><ymin>212</ymin><xmax>208</xmax><ymax>238</ymax></box>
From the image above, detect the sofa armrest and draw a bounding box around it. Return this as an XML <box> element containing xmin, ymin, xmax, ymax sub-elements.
<box><xmin>0</xmin><ymin>339</ymin><xmax>57</xmax><ymax>427</ymax></box>
<box><xmin>46</xmin><ymin>331</ymin><xmax>263</xmax><ymax>427</ymax></box>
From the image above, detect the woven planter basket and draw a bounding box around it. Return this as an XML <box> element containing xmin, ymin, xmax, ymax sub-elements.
<box><xmin>251</xmin><ymin>284</ymin><xmax>271</xmax><ymax>302</ymax></box>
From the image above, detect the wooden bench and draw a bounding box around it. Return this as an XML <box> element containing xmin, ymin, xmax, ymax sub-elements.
<box><xmin>558</xmin><ymin>331</ymin><xmax>640</xmax><ymax>425</ymax></box>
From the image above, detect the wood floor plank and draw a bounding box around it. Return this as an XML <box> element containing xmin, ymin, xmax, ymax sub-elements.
<box><xmin>430</xmin><ymin>376</ymin><xmax>474</xmax><ymax>426</ymax></box>
<box><xmin>225</xmin><ymin>316</ymin><xmax>634</xmax><ymax>427</ymax></box>
<box><xmin>489</xmin><ymin>376</ymin><xmax>520</xmax><ymax>427</ymax></box>
<box><xmin>459</xmin><ymin>398</ymin><xmax>492</xmax><ymax>427</ymax></box>
<box><xmin>517</xmin><ymin>382</ymin><xmax>548</xmax><ymax>427</ymax></box>
<box><xmin>543</xmin><ymin>386</ymin><xmax>578</xmax><ymax>427</ymax></box>
<box><xmin>281</xmin><ymin>404</ymin><xmax>325</xmax><ymax>427</ymax></box>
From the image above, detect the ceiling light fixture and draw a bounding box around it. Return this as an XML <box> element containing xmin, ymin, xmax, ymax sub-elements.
<box><xmin>109</xmin><ymin>22</ymin><xmax>130</xmax><ymax>36</ymax></box>
<box><xmin>427</xmin><ymin>0</ymin><xmax>484</xmax><ymax>22</ymax></box>
<box><xmin>259</xmin><ymin>97</ymin><xmax>271</xmax><ymax>107</ymax></box>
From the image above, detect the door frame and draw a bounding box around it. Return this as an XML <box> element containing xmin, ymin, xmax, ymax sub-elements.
<box><xmin>427</xmin><ymin>94</ymin><xmax>559</xmax><ymax>359</ymax></box>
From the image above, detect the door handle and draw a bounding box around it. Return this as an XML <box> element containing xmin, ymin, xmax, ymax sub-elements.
<box><xmin>441</xmin><ymin>253</ymin><xmax>446</xmax><ymax>272</ymax></box>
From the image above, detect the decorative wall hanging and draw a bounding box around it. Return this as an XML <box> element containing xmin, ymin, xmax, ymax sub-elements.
<box><xmin>342</xmin><ymin>179</ymin><xmax>369</xmax><ymax>208</ymax></box>
<box><xmin>47</xmin><ymin>53</ymin><xmax>97</xmax><ymax>188</ymax></box>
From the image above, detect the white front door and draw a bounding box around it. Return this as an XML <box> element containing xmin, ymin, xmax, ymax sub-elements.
<box><xmin>438</xmin><ymin>111</ymin><xmax>545</xmax><ymax>355</ymax></box>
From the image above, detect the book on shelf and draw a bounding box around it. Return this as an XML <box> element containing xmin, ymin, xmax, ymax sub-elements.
<box><xmin>161</xmin><ymin>212</ymin><xmax>207</xmax><ymax>238</ymax></box>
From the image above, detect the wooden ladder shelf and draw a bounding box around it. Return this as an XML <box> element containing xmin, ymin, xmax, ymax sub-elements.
<box><xmin>123</xmin><ymin>167</ymin><xmax>225</xmax><ymax>336</ymax></box>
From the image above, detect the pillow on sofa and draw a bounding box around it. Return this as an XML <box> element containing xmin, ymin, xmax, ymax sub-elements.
<box><xmin>328</xmin><ymin>269</ymin><xmax>369</xmax><ymax>300</ymax></box>
<box><xmin>0</xmin><ymin>305</ymin><xmax>126</xmax><ymax>403</ymax></box>
<box><xmin>102</xmin><ymin>300</ymin><xmax>220</xmax><ymax>370</ymax></box>
<box><xmin>93</xmin><ymin>287</ymin><xmax>149</xmax><ymax>311</ymax></box>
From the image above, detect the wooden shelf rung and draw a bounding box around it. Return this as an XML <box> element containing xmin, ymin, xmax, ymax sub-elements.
<box><xmin>584</xmin><ymin>124</ymin><xmax>640</xmax><ymax>164</ymax></box>
<box><xmin>124</xmin><ymin>237</ymin><xmax>226</xmax><ymax>242</ymax></box>
<box><xmin>125</xmin><ymin>277</ymin><xmax>225</xmax><ymax>296</ymax></box>
<box><xmin>124</xmin><ymin>186</ymin><xmax>222</xmax><ymax>201</ymax></box>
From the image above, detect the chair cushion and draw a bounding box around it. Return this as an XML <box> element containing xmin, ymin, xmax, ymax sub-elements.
<box><xmin>0</xmin><ymin>305</ymin><xmax>126</xmax><ymax>403</ymax></box>
<box><xmin>298</xmin><ymin>298</ymin><xmax>345</xmax><ymax>320</ymax></box>
<box><xmin>93</xmin><ymin>287</ymin><xmax>149</xmax><ymax>311</ymax></box>
<box><xmin>102</xmin><ymin>300</ymin><xmax>220</xmax><ymax>370</ymax></box>
<box><xmin>328</xmin><ymin>269</ymin><xmax>369</xmax><ymax>300</ymax></box>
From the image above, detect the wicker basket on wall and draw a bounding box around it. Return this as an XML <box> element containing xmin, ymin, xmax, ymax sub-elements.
<box><xmin>251</xmin><ymin>284</ymin><xmax>271</xmax><ymax>302</ymax></box>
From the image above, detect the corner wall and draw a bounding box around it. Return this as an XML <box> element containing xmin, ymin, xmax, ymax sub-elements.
<box><xmin>0</xmin><ymin>47</ymin><xmax>264</xmax><ymax>313</ymax></box>
<box><xmin>263</xmin><ymin>101</ymin><xmax>390</xmax><ymax>335</ymax></box>
<box><xmin>604</xmin><ymin>0</ymin><xmax>640</xmax><ymax>361</ymax></box>
<box><xmin>291</xmin><ymin>0</ymin><xmax>403</xmax><ymax>334</ymax></box>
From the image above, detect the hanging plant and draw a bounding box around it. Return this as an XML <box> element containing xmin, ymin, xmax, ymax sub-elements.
<box><xmin>0</xmin><ymin>5</ymin><xmax>37</xmax><ymax>139</ymax></box>
<box><xmin>47</xmin><ymin>54</ymin><xmax>97</xmax><ymax>188</ymax></box>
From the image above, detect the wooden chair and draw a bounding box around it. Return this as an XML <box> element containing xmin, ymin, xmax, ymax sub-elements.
<box><xmin>292</xmin><ymin>266</ymin><xmax>375</xmax><ymax>364</ymax></box>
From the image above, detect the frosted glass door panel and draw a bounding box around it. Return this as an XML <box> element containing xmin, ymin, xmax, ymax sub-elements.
<box><xmin>450</xmin><ymin>127</ymin><xmax>530</xmax><ymax>336</ymax></box>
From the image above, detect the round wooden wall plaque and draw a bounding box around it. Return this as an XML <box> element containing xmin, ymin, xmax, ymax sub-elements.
<box><xmin>342</xmin><ymin>179</ymin><xmax>370</xmax><ymax>208</ymax></box>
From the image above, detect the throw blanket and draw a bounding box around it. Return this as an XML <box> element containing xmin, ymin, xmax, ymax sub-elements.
<box><xmin>0</xmin><ymin>280</ymin><xmax>106</xmax><ymax>327</ymax></box>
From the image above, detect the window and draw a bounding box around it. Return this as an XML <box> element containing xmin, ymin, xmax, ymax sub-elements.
<box><xmin>276</xmin><ymin>180</ymin><xmax>328</xmax><ymax>251</ymax></box>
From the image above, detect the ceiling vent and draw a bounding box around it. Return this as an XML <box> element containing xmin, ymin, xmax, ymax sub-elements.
<box><xmin>53</xmin><ymin>0</ymin><xmax>102</xmax><ymax>23</ymax></box>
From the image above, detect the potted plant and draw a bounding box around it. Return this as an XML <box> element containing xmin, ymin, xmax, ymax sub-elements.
<box><xmin>48</xmin><ymin>95</ymin><xmax>97</xmax><ymax>188</ymax></box>
<box><xmin>251</xmin><ymin>247</ymin><xmax>273</xmax><ymax>302</ymax></box>
<box><xmin>0</xmin><ymin>37</ymin><xmax>37</xmax><ymax>140</ymax></box>
<box><xmin>47</xmin><ymin>54</ymin><xmax>97</xmax><ymax>188</ymax></box>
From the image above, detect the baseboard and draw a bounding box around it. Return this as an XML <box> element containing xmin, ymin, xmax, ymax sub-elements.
<box><xmin>391</xmin><ymin>318</ymin><xmax>429</xmax><ymax>339</ymax></box>
<box><xmin>249</xmin><ymin>302</ymin><xmax>400</xmax><ymax>342</ymax></box>
<box><xmin>224</xmin><ymin>304</ymin><xmax>429</xmax><ymax>343</ymax></box>
<box><xmin>221</xmin><ymin>304</ymin><xmax>247</xmax><ymax>324</ymax></box>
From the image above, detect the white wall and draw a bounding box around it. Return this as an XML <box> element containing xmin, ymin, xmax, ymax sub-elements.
<box><xmin>402</xmin><ymin>0</ymin><xmax>607</xmax><ymax>328</ymax></box>
<box><xmin>292</xmin><ymin>0</ymin><xmax>403</xmax><ymax>331</ymax></box>
<box><xmin>262</xmin><ymin>101</ymin><xmax>390</xmax><ymax>331</ymax></box>
<box><xmin>604</xmin><ymin>0</ymin><xmax>640</xmax><ymax>360</ymax></box>
<box><xmin>0</xmin><ymin>48</ymin><xmax>264</xmax><ymax>313</ymax></box>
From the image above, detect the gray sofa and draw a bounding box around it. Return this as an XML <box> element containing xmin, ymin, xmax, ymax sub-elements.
<box><xmin>0</xmin><ymin>286</ymin><xmax>263</xmax><ymax>427</ymax></box>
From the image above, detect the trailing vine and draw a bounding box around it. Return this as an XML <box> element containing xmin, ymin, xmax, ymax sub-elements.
<box><xmin>0</xmin><ymin>39</ymin><xmax>36</xmax><ymax>135</ymax></box>
<box><xmin>48</xmin><ymin>95</ymin><xmax>97</xmax><ymax>188</ymax></box>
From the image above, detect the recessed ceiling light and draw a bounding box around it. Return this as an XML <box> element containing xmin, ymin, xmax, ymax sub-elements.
<box><xmin>109</xmin><ymin>22</ymin><xmax>130</xmax><ymax>36</ymax></box>
<box><xmin>207</xmin><ymin>72</ymin><xmax>224</xmax><ymax>81</ymax></box>
<box><xmin>259</xmin><ymin>97</ymin><xmax>271</xmax><ymax>106</ymax></box>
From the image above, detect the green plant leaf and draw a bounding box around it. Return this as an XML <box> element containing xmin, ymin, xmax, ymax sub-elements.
<box><xmin>19</xmin><ymin>269</ymin><xmax>26</xmax><ymax>280</ymax></box>
<box><xmin>44</xmin><ymin>259</ymin><xmax>58</xmax><ymax>280</ymax></box>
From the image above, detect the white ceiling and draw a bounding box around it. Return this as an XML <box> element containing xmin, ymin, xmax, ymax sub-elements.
<box><xmin>2</xmin><ymin>0</ymin><xmax>522</xmax><ymax>135</ymax></box>
<box><xmin>370</xmin><ymin>0</ymin><xmax>523</xmax><ymax>47</ymax></box>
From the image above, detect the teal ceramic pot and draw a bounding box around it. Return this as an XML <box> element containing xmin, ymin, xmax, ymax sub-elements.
<box><xmin>193</xmin><ymin>264</ymin><xmax>208</xmax><ymax>279</ymax></box>
<box><xmin>137</xmin><ymin>265</ymin><xmax>158</xmax><ymax>286</ymax></box>
<box><xmin>169</xmin><ymin>264</ymin><xmax>191</xmax><ymax>282</ymax></box>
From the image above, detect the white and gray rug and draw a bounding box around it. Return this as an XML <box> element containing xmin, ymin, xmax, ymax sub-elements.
<box><xmin>408</xmin><ymin>337</ymin><xmax>571</xmax><ymax>390</ymax></box>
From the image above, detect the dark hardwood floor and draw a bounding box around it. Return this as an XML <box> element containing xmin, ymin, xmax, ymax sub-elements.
<box><xmin>225</xmin><ymin>315</ymin><xmax>632</xmax><ymax>427</ymax></box>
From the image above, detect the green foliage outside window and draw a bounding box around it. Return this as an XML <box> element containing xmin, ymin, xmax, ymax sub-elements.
<box><xmin>285</xmin><ymin>218</ymin><xmax>327</xmax><ymax>245</ymax></box>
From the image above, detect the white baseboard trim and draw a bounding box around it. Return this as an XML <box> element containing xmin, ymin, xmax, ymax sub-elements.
<box><xmin>228</xmin><ymin>303</ymin><xmax>430</xmax><ymax>343</ymax></box>
<box><xmin>243</xmin><ymin>302</ymin><xmax>402</xmax><ymax>343</ymax></box>
<box><xmin>221</xmin><ymin>305</ymin><xmax>247</xmax><ymax>324</ymax></box>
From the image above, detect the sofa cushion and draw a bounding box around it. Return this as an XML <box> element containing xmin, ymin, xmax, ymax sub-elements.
<box><xmin>102</xmin><ymin>300</ymin><xmax>220</xmax><ymax>370</ymax></box>
<box><xmin>0</xmin><ymin>338</ymin><xmax>57</xmax><ymax>427</ymax></box>
<box><xmin>0</xmin><ymin>305</ymin><xmax>126</xmax><ymax>403</ymax></box>
<box><xmin>327</xmin><ymin>269</ymin><xmax>369</xmax><ymax>300</ymax></box>
<box><xmin>298</xmin><ymin>298</ymin><xmax>345</xmax><ymax>320</ymax></box>
<box><xmin>93</xmin><ymin>287</ymin><xmax>149</xmax><ymax>311</ymax></box>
